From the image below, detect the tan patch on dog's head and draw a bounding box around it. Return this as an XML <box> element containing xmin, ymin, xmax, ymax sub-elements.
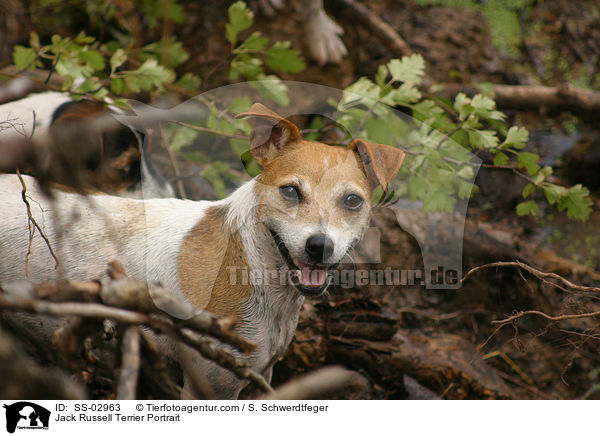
<box><xmin>254</xmin><ymin>141</ymin><xmax>374</xmax><ymax>263</ymax></box>
<box><xmin>236</xmin><ymin>103</ymin><xmax>405</xmax><ymax>193</ymax></box>
<box><xmin>236</xmin><ymin>103</ymin><xmax>407</xmax><ymax>271</ymax></box>
<box><xmin>177</xmin><ymin>207</ymin><xmax>250</xmax><ymax>319</ymax></box>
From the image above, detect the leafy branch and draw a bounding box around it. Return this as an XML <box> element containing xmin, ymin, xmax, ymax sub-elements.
<box><xmin>335</xmin><ymin>54</ymin><xmax>593</xmax><ymax>220</ymax></box>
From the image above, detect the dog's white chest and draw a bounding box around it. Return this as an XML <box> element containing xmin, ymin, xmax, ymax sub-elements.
<box><xmin>240</xmin><ymin>282</ymin><xmax>304</xmax><ymax>373</ymax></box>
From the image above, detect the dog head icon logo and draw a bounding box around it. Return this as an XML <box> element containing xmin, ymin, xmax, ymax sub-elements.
<box><xmin>3</xmin><ymin>402</ymin><xmax>50</xmax><ymax>433</ymax></box>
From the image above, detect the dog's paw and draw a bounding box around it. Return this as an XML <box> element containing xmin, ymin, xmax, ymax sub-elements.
<box><xmin>304</xmin><ymin>5</ymin><xmax>347</xmax><ymax>65</ymax></box>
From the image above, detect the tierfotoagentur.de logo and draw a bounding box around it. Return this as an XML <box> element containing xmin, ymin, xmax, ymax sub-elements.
<box><xmin>2</xmin><ymin>402</ymin><xmax>50</xmax><ymax>434</ymax></box>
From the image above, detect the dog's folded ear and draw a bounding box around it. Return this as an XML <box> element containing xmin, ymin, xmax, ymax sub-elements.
<box><xmin>235</xmin><ymin>103</ymin><xmax>301</xmax><ymax>166</ymax></box>
<box><xmin>349</xmin><ymin>139</ymin><xmax>405</xmax><ymax>192</ymax></box>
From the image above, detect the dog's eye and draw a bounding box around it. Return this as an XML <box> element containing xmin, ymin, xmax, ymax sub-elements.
<box><xmin>342</xmin><ymin>193</ymin><xmax>363</xmax><ymax>210</ymax></box>
<box><xmin>280</xmin><ymin>185</ymin><xmax>300</xmax><ymax>202</ymax></box>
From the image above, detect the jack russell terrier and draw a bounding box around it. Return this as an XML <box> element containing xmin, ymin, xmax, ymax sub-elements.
<box><xmin>0</xmin><ymin>102</ymin><xmax>405</xmax><ymax>398</ymax></box>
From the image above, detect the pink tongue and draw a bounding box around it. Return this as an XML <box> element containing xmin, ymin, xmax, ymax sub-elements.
<box><xmin>300</xmin><ymin>267</ymin><xmax>327</xmax><ymax>287</ymax></box>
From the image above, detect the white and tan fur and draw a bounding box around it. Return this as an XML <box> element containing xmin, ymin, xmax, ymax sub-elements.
<box><xmin>0</xmin><ymin>103</ymin><xmax>404</xmax><ymax>399</ymax></box>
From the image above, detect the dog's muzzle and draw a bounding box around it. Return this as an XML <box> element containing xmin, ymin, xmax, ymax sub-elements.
<box><xmin>269</xmin><ymin>229</ymin><xmax>336</xmax><ymax>297</ymax></box>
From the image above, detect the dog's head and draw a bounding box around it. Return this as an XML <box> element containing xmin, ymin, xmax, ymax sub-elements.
<box><xmin>237</xmin><ymin>103</ymin><xmax>405</xmax><ymax>297</ymax></box>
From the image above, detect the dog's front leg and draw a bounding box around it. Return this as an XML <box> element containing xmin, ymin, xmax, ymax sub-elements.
<box><xmin>177</xmin><ymin>342</ymin><xmax>248</xmax><ymax>400</ymax></box>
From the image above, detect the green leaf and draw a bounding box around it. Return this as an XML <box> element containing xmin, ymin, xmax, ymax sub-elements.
<box><xmin>56</xmin><ymin>53</ymin><xmax>93</xmax><ymax>79</ymax></box>
<box><xmin>229</xmin><ymin>56</ymin><xmax>262</xmax><ymax>80</ymax></box>
<box><xmin>73</xmin><ymin>77</ymin><xmax>108</xmax><ymax>99</ymax></box>
<box><xmin>78</xmin><ymin>50</ymin><xmax>105</xmax><ymax>72</ymax></box>
<box><xmin>242</xmin><ymin>150</ymin><xmax>262</xmax><ymax>177</ymax></box>
<box><xmin>456</xmin><ymin>165</ymin><xmax>474</xmax><ymax>180</ymax></box>
<box><xmin>124</xmin><ymin>59</ymin><xmax>175</xmax><ymax>92</ymax></box>
<box><xmin>468</xmin><ymin>94</ymin><xmax>505</xmax><ymax>121</ymax></box>
<box><xmin>340</xmin><ymin>77</ymin><xmax>380</xmax><ymax>107</ymax></box>
<box><xmin>13</xmin><ymin>46</ymin><xmax>38</xmax><ymax>71</ymax></box>
<box><xmin>141</xmin><ymin>0</ymin><xmax>185</xmax><ymax>29</ymax></box>
<box><xmin>110</xmin><ymin>49</ymin><xmax>127</xmax><ymax>73</ymax></box>
<box><xmin>516</xmin><ymin>200</ymin><xmax>539</xmax><ymax>217</ymax></box>
<box><xmin>468</xmin><ymin>129</ymin><xmax>499</xmax><ymax>149</ymax></box>
<box><xmin>50</xmin><ymin>34</ymin><xmax>69</xmax><ymax>52</ymax></box>
<box><xmin>501</xmin><ymin>126</ymin><xmax>529</xmax><ymax>149</ymax></box>
<box><xmin>388</xmin><ymin>84</ymin><xmax>421</xmax><ymax>105</ymax></box>
<box><xmin>471</xmin><ymin>94</ymin><xmax>496</xmax><ymax>111</ymax></box>
<box><xmin>557</xmin><ymin>185</ymin><xmax>592</xmax><ymax>221</ymax></box>
<box><xmin>453</xmin><ymin>93</ymin><xmax>474</xmax><ymax>120</ymax></box>
<box><xmin>111</xmin><ymin>77</ymin><xmax>126</xmax><ymax>94</ymax></box>
<box><xmin>29</xmin><ymin>32</ymin><xmax>40</xmax><ymax>51</ymax></box>
<box><xmin>375</xmin><ymin>64</ymin><xmax>388</xmax><ymax>87</ymax></box>
<box><xmin>169</xmin><ymin>125</ymin><xmax>199</xmax><ymax>153</ymax></box>
<box><xmin>423</xmin><ymin>190</ymin><xmax>456</xmax><ymax>213</ymax></box>
<box><xmin>73</xmin><ymin>31</ymin><xmax>95</xmax><ymax>45</ymax></box>
<box><xmin>517</xmin><ymin>152</ymin><xmax>540</xmax><ymax>176</ymax></box>
<box><xmin>143</xmin><ymin>36</ymin><xmax>190</xmax><ymax>68</ymax></box>
<box><xmin>363</xmin><ymin>117</ymin><xmax>396</xmax><ymax>144</ymax></box>
<box><xmin>542</xmin><ymin>184</ymin><xmax>567</xmax><ymax>204</ymax></box>
<box><xmin>458</xmin><ymin>180</ymin><xmax>475</xmax><ymax>199</ymax></box>
<box><xmin>522</xmin><ymin>183</ymin><xmax>536</xmax><ymax>198</ymax></box>
<box><xmin>387</xmin><ymin>54</ymin><xmax>425</xmax><ymax>85</ymax></box>
<box><xmin>61</xmin><ymin>76</ymin><xmax>74</xmax><ymax>91</ymax></box>
<box><xmin>238</xmin><ymin>32</ymin><xmax>268</xmax><ymax>51</ymax></box>
<box><xmin>249</xmin><ymin>75</ymin><xmax>289</xmax><ymax>106</ymax></box>
<box><xmin>493</xmin><ymin>151</ymin><xmax>509</xmax><ymax>166</ymax></box>
<box><xmin>453</xmin><ymin>92</ymin><xmax>469</xmax><ymax>111</ymax></box>
<box><xmin>174</xmin><ymin>72</ymin><xmax>201</xmax><ymax>90</ymax></box>
<box><xmin>228</xmin><ymin>96</ymin><xmax>252</xmax><ymax>115</ymax></box>
<box><xmin>265</xmin><ymin>41</ymin><xmax>305</xmax><ymax>73</ymax></box>
<box><xmin>226</xmin><ymin>1</ymin><xmax>254</xmax><ymax>46</ymax></box>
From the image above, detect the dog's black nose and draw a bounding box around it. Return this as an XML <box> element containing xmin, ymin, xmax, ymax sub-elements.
<box><xmin>305</xmin><ymin>233</ymin><xmax>334</xmax><ymax>263</ymax></box>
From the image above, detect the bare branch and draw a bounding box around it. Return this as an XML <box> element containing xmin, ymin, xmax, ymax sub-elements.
<box><xmin>0</xmin><ymin>266</ymin><xmax>266</xmax><ymax>393</ymax></box>
<box><xmin>333</xmin><ymin>0</ymin><xmax>412</xmax><ymax>57</ymax></box>
<box><xmin>116</xmin><ymin>326</ymin><xmax>141</xmax><ymax>400</ymax></box>
<box><xmin>175</xmin><ymin>328</ymin><xmax>273</xmax><ymax>394</ymax></box>
<box><xmin>0</xmin><ymin>77</ymin><xmax>35</xmax><ymax>104</ymax></box>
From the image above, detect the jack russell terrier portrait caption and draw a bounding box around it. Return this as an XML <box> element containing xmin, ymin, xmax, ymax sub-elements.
<box><xmin>0</xmin><ymin>102</ymin><xmax>405</xmax><ymax>399</ymax></box>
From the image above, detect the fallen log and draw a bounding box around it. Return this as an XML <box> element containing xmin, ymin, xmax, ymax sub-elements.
<box><xmin>434</xmin><ymin>83</ymin><xmax>600</xmax><ymax>113</ymax></box>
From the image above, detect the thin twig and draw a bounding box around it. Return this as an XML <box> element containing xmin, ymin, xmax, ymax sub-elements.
<box><xmin>462</xmin><ymin>260</ymin><xmax>600</xmax><ymax>293</ymax></box>
<box><xmin>44</xmin><ymin>53</ymin><xmax>60</xmax><ymax>85</ymax></box>
<box><xmin>398</xmin><ymin>307</ymin><xmax>461</xmax><ymax>322</ymax></box>
<box><xmin>403</xmin><ymin>149</ymin><xmax>534</xmax><ymax>184</ymax></box>
<box><xmin>492</xmin><ymin>368</ymin><xmax>554</xmax><ymax>399</ymax></box>
<box><xmin>29</xmin><ymin>110</ymin><xmax>36</xmax><ymax>139</ymax></box>
<box><xmin>159</xmin><ymin>124</ymin><xmax>187</xmax><ymax>199</ymax></box>
<box><xmin>493</xmin><ymin>310</ymin><xmax>600</xmax><ymax>325</ymax></box>
<box><xmin>171</xmin><ymin>120</ymin><xmax>248</xmax><ymax>140</ymax></box>
<box><xmin>16</xmin><ymin>169</ymin><xmax>59</xmax><ymax>272</ymax></box>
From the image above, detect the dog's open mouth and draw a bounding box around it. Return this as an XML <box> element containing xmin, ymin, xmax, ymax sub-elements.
<box><xmin>269</xmin><ymin>229</ymin><xmax>335</xmax><ymax>297</ymax></box>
